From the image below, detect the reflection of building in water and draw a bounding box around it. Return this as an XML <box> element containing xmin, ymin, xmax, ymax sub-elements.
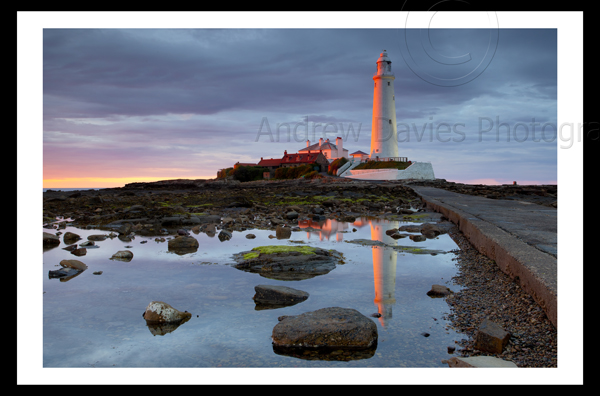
<box><xmin>297</xmin><ymin>217</ymin><xmax>400</xmax><ymax>327</ymax></box>
<box><xmin>298</xmin><ymin>218</ymin><xmax>359</xmax><ymax>242</ymax></box>
<box><xmin>370</xmin><ymin>219</ymin><xmax>399</xmax><ymax>327</ymax></box>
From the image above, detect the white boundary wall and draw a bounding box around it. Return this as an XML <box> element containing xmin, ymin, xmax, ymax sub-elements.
<box><xmin>343</xmin><ymin>161</ymin><xmax>435</xmax><ymax>180</ymax></box>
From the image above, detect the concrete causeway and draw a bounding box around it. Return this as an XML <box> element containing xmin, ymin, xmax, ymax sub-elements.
<box><xmin>409</xmin><ymin>186</ymin><xmax>557</xmax><ymax>328</ymax></box>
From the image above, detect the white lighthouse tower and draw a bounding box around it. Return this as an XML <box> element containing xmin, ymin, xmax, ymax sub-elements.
<box><xmin>370</xmin><ymin>50</ymin><xmax>399</xmax><ymax>160</ymax></box>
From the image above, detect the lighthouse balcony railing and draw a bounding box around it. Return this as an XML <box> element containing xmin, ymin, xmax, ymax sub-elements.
<box><xmin>365</xmin><ymin>156</ymin><xmax>409</xmax><ymax>163</ymax></box>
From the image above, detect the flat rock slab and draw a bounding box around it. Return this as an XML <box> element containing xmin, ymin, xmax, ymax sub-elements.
<box><xmin>233</xmin><ymin>246</ymin><xmax>344</xmax><ymax>281</ymax></box>
<box><xmin>443</xmin><ymin>356</ymin><xmax>518</xmax><ymax>368</ymax></box>
<box><xmin>272</xmin><ymin>307</ymin><xmax>378</xmax><ymax>349</ymax></box>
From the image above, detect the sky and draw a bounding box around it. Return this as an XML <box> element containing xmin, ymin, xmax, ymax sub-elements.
<box><xmin>22</xmin><ymin>13</ymin><xmax>582</xmax><ymax>188</ymax></box>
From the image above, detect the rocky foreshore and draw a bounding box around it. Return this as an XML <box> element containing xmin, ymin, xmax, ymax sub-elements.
<box><xmin>43</xmin><ymin>176</ymin><xmax>558</xmax><ymax>367</ymax></box>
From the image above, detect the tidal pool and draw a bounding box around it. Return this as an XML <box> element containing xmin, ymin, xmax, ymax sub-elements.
<box><xmin>42</xmin><ymin>217</ymin><xmax>468</xmax><ymax>369</ymax></box>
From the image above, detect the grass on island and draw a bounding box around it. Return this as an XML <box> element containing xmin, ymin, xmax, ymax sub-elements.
<box><xmin>243</xmin><ymin>245</ymin><xmax>318</xmax><ymax>260</ymax></box>
<box><xmin>353</xmin><ymin>161</ymin><xmax>411</xmax><ymax>171</ymax></box>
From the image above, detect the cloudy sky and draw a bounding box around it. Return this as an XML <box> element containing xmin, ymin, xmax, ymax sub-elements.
<box><xmin>24</xmin><ymin>13</ymin><xmax>581</xmax><ymax>188</ymax></box>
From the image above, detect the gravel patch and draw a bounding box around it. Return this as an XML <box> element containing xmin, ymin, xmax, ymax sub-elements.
<box><xmin>444</xmin><ymin>228</ymin><xmax>557</xmax><ymax>368</ymax></box>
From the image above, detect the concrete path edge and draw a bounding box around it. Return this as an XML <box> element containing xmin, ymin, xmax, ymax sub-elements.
<box><xmin>412</xmin><ymin>189</ymin><xmax>557</xmax><ymax>328</ymax></box>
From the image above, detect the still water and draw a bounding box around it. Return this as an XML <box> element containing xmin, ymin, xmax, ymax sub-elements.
<box><xmin>43</xmin><ymin>217</ymin><xmax>467</xmax><ymax>368</ymax></box>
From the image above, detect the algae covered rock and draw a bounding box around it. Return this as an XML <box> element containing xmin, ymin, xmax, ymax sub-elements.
<box><xmin>233</xmin><ymin>245</ymin><xmax>344</xmax><ymax>280</ymax></box>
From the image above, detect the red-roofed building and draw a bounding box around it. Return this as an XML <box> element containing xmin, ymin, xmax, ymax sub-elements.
<box><xmin>281</xmin><ymin>150</ymin><xmax>328</xmax><ymax>172</ymax></box>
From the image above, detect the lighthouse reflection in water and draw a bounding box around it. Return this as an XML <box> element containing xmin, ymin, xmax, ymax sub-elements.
<box><xmin>297</xmin><ymin>216</ymin><xmax>448</xmax><ymax>328</ymax></box>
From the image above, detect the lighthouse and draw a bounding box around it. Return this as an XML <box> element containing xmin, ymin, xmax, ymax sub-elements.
<box><xmin>370</xmin><ymin>50</ymin><xmax>399</xmax><ymax>160</ymax></box>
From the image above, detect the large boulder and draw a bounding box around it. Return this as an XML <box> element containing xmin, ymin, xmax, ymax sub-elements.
<box><xmin>272</xmin><ymin>307</ymin><xmax>378</xmax><ymax>349</ymax></box>
<box><xmin>233</xmin><ymin>245</ymin><xmax>344</xmax><ymax>281</ymax></box>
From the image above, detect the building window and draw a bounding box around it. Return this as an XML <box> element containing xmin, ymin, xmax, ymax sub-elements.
<box><xmin>387</xmin><ymin>82</ymin><xmax>390</xmax><ymax>86</ymax></box>
<box><xmin>393</xmin><ymin>95</ymin><xmax>395</xmax><ymax>101</ymax></box>
<box><xmin>389</xmin><ymin>119</ymin><xmax>392</xmax><ymax>124</ymax></box>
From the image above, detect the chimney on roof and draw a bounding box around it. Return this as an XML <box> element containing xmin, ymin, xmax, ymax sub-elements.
<box><xmin>319</xmin><ymin>138</ymin><xmax>323</xmax><ymax>147</ymax></box>
<box><xmin>306</xmin><ymin>140</ymin><xmax>310</xmax><ymax>147</ymax></box>
<box><xmin>284</xmin><ymin>150</ymin><xmax>287</xmax><ymax>155</ymax></box>
<box><xmin>336</xmin><ymin>136</ymin><xmax>343</xmax><ymax>158</ymax></box>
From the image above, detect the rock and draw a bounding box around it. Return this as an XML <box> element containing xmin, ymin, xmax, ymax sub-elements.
<box><xmin>71</xmin><ymin>248</ymin><xmax>87</xmax><ymax>256</ymax></box>
<box><xmin>111</xmin><ymin>250</ymin><xmax>134</xmax><ymax>262</ymax></box>
<box><xmin>167</xmin><ymin>235</ymin><xmax>199</xmax><ymax>254</ymax></box>
<box><xmin>43</xmin><ymin>232</ymin><xmax>60</xmax><ymax>246</ymax></box>
<box><xmin>276</xmin><ymin>225</ymin><xmax>291</xmax><ymax>239</ymax></box>
<box><xmin>62</xmin><ymin>244</ymin><xmax>77</xmax><ymax>251</ymax></box>
<box><xmin>79</xmin><ymin>240</ymin><xmax>96</xmax><ymax>247</ymax></box>
<box><xmin>474</xmin><ymin>318</ymin><xmax>511</xmax><ymax>354</ymax></box>
<box><xmin>272</xmin><ymin>307</ymin><xmax>378</xmax><ymax>349</ymax></box>
<box><xmin>385</xmin><ymin>228</ymin><xmax>399</xmax><ymax>236</ymax></box>
<box><xmin>286</xmin><ymin>211</ymin><xmax>299</xmax><ymax>220</ymax></box>
<box><xmin>442</xmin><ymin>356</ymin><xmax>518</xmax><ymax>368</ymax></box>
<box><xmin>59</xmin><ymin>259</ymin><xmax>88</xmax><ymax>271</ymax></box>
<box><xmin>427</xmin><ymin>284</ymin><xmax>453</xmax><ymax>297</ymax></box>
<box><xmin>253</xmin><ymin>284</ymin><xmax>309</xmax><ymax>309</ymax></box>
<box><xmin>177</xmin><ymin>228</ymin><xmax>189</xmax><ymax>236</ymax></box>
<box><xmin>116</xmin><ymin>223</ymin><xmax>132</xmax><ymax>235</ymax></box>
<box><xmin>87</xmin><ymin>234</ymin><xmax>108</xmax><ymax>241</ymax></box>
<box><xmin>245</xmin><ymin>233</ymin><xmax>256</xmax><ymax>239</ymax></box>
<box><xmin>142</xmin><ymin>301</ymin><xmax>192</xmax><ymax>324</ymax></box>
<box><xmin>218</xmin><ymin>230</ymin><xmax>233</xmax><ymax>242</ymax></box>
<box><xmin>420</xmin><ymin>223</ymin><xmax>442</xmax><ymax>237</ymax></box>
<box><xmin>389</xmin><ymin>232</ymin><xmax>409</xmax><ymax>239</ymax></box>
<box><xmin>63</xmin><ymin>231</ymin><xmax>81</xmax><ymax>244</ymax></box>
<box><xmin>233</xmin><ymin>245</ymin><xmax>344</xmax><ymax>281</ymax></box>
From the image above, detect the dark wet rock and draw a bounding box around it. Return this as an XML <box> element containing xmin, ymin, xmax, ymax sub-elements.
<box><xmin>59</xmin><ymin>259</ymin><xmax>88</xmax><ymax>271</ymax></box>
<box><xmin>87</xmin><ymin>234</ymin><xmax>108</xmax><ymax>241</ymax></box>
<box><xmin>427</xmin><ymin>284</ymin><xmax>453</xmax><ymax>297</ymax></box>
<box><xmin>177</xmin><ymin>228</ymin><xmax>189</xmax><ymax>236</ymax></box>
<box><xmin>474</xmin><ymin>318</ymin><xmax>511</xmax><ymax>354</ymax></box>
<box><xmin>389</xmin><ymin>232</ymin><xmax>410</xmax><ymax>239</ymax></box>
<box><xmin>253</xmin><ymin>284</ymin><xmax>309</xmax><ymax>310</ymax></box>
<box><xmin>71</xmin><ymin>247</ymin><xmax>87</xmax><ymax>256</ymax></box>
<box><xmin>116</xmin><ymin>223</ymin><xmax>132</xmax><ymax>235</ymax></box>
<box><xmin>275</xmin><ymin>225</ymin><xmax>291</xmax><ymax>239</ymax></box>
<box><xmin>286</xmin><ymin>211</ymin><xmax>299</xmax><ymax>220</ymax></box>
<box><xmin>79</xmin><ymin>240</ymin><xmax>96</xmax><ymax>247</ymax></box>
<box><xmin>142</xmin><ymin>301</ymin><xmax>192</xmax><ymax>324</ymax></box>
<box><xmin>62</xmin><ymin>244</ymin><xmax>78</xmax><ymax>251</ymax></box>
<box><xmin>167</xmin><ymin>235</ymin><xmax>199</xmax><ymax>254</ymax></box>
<box><xmin>110</xmin><ymin>250</ymin><xmax>134</xmax><ymax>262</ymax></box>
<box><xmin>43</xmin><ymin>232</ymin><xmax>60</xmax><ymax>247</ymax></box>
<box><xmin>218</xmin><ymin>230</ymin><xmax>232</xmax><ymax>242</ymax></box>
<box><xmin>63</xmin><ymin>231</ymin><xmax>81</xmax><ymax>244</ymax></box>
<box><xmin>272</xmin><ymin>307</ymin><xmax>378</xmax><ymax>349</ymax></box>
<box><xmin>233</xmin><ymin>245</ymin><xmax>344</xmax><ymax>281</ymax></box>
<box><xmin>409</xmin><ymin>235</ymin><xmax>426</xmax><ymax>242</ymax></box>
<box><xmin>245</xmin><ymin>233</ymin><xmax>256</xmax><ymax>239</ymax></box>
